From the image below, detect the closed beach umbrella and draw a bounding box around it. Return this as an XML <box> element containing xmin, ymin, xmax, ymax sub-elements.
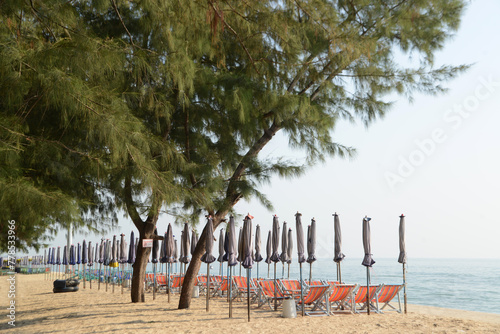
<box><xmin>227</xmin><ymin>215</ymin><xmax>238</xmax><ymax>318</ymax></box>
<box><xmin>201</xmin><ymin>217</ymin><xmax>216</xmax><ymax>264</ymax></box>
<box><xmin>264</xmin><ymin>230</ymin><xmax>272</xmax><ymax>278</ymax></box>
<box><xmin>62</xmin><ymin>246</ymin><xmax>68</xmax><ymax>266</ymax></box>
<box><xmin>287</xmin><ymin>228</ymin><xmax>293</xmax><ymax>278</ymax></box>
<box><xmin>119</xmin><ymin>234</ymin><xmax>127</xmax><ymax>264</ymax></box>
<box><xmin>128</xmin><ymin>231</ymin><xmax>136</xmax><ymax>264</ymax></box>
<box><xmin>333</xmin><ymin>213</ymin><xmax>345</xmax><ymax>283</ymax></box>
<box><xmin>307</xmin><ymin>218</ymin><xmax>317</xmax><ymax>283</ymax></box>
<box><xmin>165</xmin><ymin>224</ymin><xmax>174</xmax><ymax>301</ymax></box>
<box><xmin>270</xmin><ymin>215</ymin><xmax>280</xmax><ymax>311</ymax></box>
<box><xmin>362</xmin><ymin>216</ymin><xmax>374</xmax><ymax>315</ymax></box>
<box><xmin>201</xmin><ymin>216</ymin><xmax>216</xmax><ymax>312</ymax></box>
<box><xmin>270</xmin><ymin>215</ymin><xmax>280</xmax><ymax>263</ymax></box>
<box><xmin>82</xmin><ymin>241</ymin><xmax>88</xmax><ymax>286</ymax></box>
<box><xmin>218</xmin><ymin>229</ymin><xmax>225</xmax><ymax>276</ymax></box>
<box><xmin>295</xmin><ymin>212</ymin><xmax>306</xmax><ymax>316</ymax></box>
<box><xmin>191</xmin><ymin>230</ymin><xmax>198</xmax><ymax>257</ymax></box>
<box><xmin>56</xmin><ymin>246</ymin><xmax>61</xmax><ymax>265</ymax></box>
<box><xmin>237</xmin><ymin>227</ymin><xmax>244</xmax><ymax>271</ymax></box>
<box><xmin>242</xmin><ymin>214</ymin><xmax>254</xmax><ymax>322</ymax></box>
<box><xmin>223</xmin><ymin>230</ymin><xmax>230</xmax><ymax>262</ymax></box>
<box><xmin>87</xmin><ymin>241</ymin><xmax>93</xmax><ymax>289</ymax></box>
<box><xmin>82</xmin><ymin>240</ymin><xmax>88</xmax><ymax>265</ymax></box>
<box><xmin>280</xmin><ymin>221</ymin><xmax>288</xmax><ymax>278</ymax></box>
<box><xmin>254</xmin><ymin>224</ymin><xmax>263</xmax><ymax>279</ymax></box>
<box><xmin>77</xmin><ymin>243</ymin><xmax>81</xmax><ymax>265</ymax></box>
<box><xmin>70</xmin><ymin>244</ymin><xmax>76</xmax><ymax>266</ymax></box>
<box><xmin>180</xmin><ymin>223</ymin><xmax>190</xmax><ymax>265</ymax></box>
<box><xmin>119</xmin><ymin>233</ymin><xmax>127</xmax><ymax>294</ymax></box>
<box><xmin>398</xmin><ymin>214</ymin><xmax>408</xmax><ymax>314</ymax></box>
<box><xmin>110</xmin><ymin>235</ymin><xmax>119</xmax><ymax>268</ymax></box>
<box><xmin>97</xmin><ymin>239</ymin><xmax>104</xmax><ymax>290</ymax></box>
<box><xmin>152</xmin><ymin>229</ymin><xmax>159</xmax><ymax>299</ymax></box>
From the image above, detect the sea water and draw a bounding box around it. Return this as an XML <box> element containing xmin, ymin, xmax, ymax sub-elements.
<box><xmin>151</xmin><ymin>258</ymin><xmax>500</xmax><ymax>314</ymax></box>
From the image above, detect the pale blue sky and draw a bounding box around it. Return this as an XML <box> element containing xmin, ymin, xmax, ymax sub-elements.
<box><xmin>23</xmin><ymin>0</ymin><xmax>500</xmax><ymax>260</ymax></box>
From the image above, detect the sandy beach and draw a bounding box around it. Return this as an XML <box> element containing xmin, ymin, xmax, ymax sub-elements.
<box><xmin>1</xmin><ymin>274</ymin><xmax>499</xmax><ymax>333</ymax></box>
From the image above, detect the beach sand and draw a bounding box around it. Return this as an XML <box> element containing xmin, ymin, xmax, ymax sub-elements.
<box><xmin>1</xmin><ymin>273</ymin><xmax>499</xmax><ymax>333</ymax></box>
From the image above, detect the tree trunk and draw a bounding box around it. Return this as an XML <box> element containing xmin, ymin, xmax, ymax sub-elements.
<box><xmin>130</xmin><ymin>224</ymin><xmax>156</xmax><ymax>302</ymax></box>
<box><xmin>178</xmin><ymin>213</ymin><xmax>227</xmax><ymax>309</ymax></box>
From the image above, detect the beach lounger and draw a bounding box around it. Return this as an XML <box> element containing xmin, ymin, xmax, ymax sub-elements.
<box><xmin>373</xmin><ymin>284</ymin><xmax>404</xmax><ymax>313</ymax></box>
<box><xmin>346</xmin><ymin>284</ymin><xmax>382</xmax><ymax>313</ymax></box>
<box><xmin>296</xmin><ymin>284</ymin><xmax>331</xmax><ymax>316</ymax></box>
<box><xmin>257</xmin><ymin>279</ymin><xmax>286</xmax><ymax>309</ymax></box>
<box><xmin>326</xmin><ymin>282</ymin><xmax>358</xmax><ymax>313</ymax></box>
<box><xmin>279</xmin><ymin>279</ymin><xmax>303</xmax><ymax>300</ymax></box>
<box><xmin>233</xmin><ymin>276</ymin><xmax>259</xmax><ymax>302</ymax></box>
<box><xmin>170</xmin><ymin>275</ymin><xmax>184</xmax><ymax>292</ymax></box>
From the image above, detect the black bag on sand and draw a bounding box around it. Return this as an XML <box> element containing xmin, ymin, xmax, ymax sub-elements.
<box><xmin>53</xmin><ymin>278</ymin><xmax>80</xmax><ymax>293</ymax></box>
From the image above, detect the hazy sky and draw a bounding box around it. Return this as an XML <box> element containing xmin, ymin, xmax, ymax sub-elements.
<box><xmin>24</xmin><ymin>0</ymin><xmax>500</xmax><ymax>260</ymax></box>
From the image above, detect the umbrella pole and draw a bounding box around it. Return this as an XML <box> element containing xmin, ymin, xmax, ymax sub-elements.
<box><xmin>247</xmin><ymin>268</ymin><xmax>251</xmax><ymax>322</ymax></box>
<box><xmin>106</xmin><ymin>267</ymin><xmax>108</xmax><ymax>292</ymax></box>
<box><xmin>282</xmin><ymin>263</ymin><xmax>284</xmax><ymax>278</ymax></box>
<box><xmin>89</xmin><ymin>265</ymin><xmax>92</xmax><ymax>289</ymax></box>
<box><xmin>121</xmin><ymin>263</ymin><xmax>124</xmax><ymax>294</ymax></box>
<box><xmin>98</xmin><ymin>264</ymin><xmax>101</xmax><ymax>290</ymax></box>
<box><xmin>83</xmin><ymin>266</ymin><xmax>86</xmax><ymax>289</ymax></box>
<box><xmin>287</xmin><ymin>263</ymin><xmax>290</xmax><ymax>279</ymax></box>
<box><xmin>267</xmin><ymin>263</ymin><xmax>270</xmax><ymax>278</ymax></box>
<box><xmin>403</xmin><ymin>263</ymin><xmax>407</xmax><ymax>314</ymax></box>
<box><xmin>257</xmin><ymin>262</ymin><xmax>259</xmax><ymax>281</ymax></box>
<box><xmin>206</xmin><ymin>264</ymin><xmax>210</xmax><ymax>312</ymax></box>
<box><xmin>274</xmin><ymin>262</ymin><xmax>277</xmax><ymax>311</ymax></box>
<box><xmin>229</xmin><ymin>266</ymin><xmax>233</xmax><ymax>318</ymax></box>
<box><xmin>309</xmin><ymin>263</ymin><xmax>312</xmax><ymax>284</ymax></box>
<box><xmin>239</xmin><ymin>263</ymin><xmax>241</xmax><ymax>276</ymax></box>
<box><xmin>366</xmin><ymin>267</ymin><xmax>370</xmax><ymax>315</ymax></box>
<box><xmin>300</xmin><ymin>263</ymin><xmax>304</xmax><ymax>317</ymax></box>
<box><xmin>167</xmin><ymin>264</ymin><xmax>171</xmax><ymax>301</ymax></box>
<box><xmin>153</xmin><ymin>263</ymin><xmax>156</xmax><ymax>300</ymax></box>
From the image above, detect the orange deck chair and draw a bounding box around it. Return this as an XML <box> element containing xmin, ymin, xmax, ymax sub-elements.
<box><xmin>326</xmin><ymin>282</ymin><xmax>358</xmax><ymax>313</ymax></box>
<box><xmin>373</xmin><ymin>284</ymin><xmax>404</xmax><ymax>313</ymax></box>
<box><xmin>297</xmin><ymin>284</ymin><xmax>331</xmax><ymax>316</ymax></box>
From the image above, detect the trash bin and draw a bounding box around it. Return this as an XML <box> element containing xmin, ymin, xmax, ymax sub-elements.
<box><xmin>192</xmin><ymin>286</ymin><xmax>200</xmax><ymax>298</ymax></box>
<box><xmin>282</xmin><ymin>298</ymin><xmax>297</xmax><ymax>318</ymax></box>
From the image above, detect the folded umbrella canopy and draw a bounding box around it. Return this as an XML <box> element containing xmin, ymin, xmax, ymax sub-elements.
<box><xmin>165</xmin><ymin>224</ymin><xmax>175</xmax><ymax>301</ymax></box>
<box><xmin>217</xmin><ymin>229</ymin><xmax>225</xmax><ymax>276</ymax></box>
<box><xmin>88</xmin><ymin>241</ymin><xmax>93</xmax><ymax>289</ymax></box>
<box><xmin>180</xmin><ymin>223</ymin><xmax>190</xmax><ymax>277</ymax></box>
<box><xmin>287</xmin><ymin>228</ymin><xmax>293</xmax><ymax>279</ymax></box>
<box><xmin>264</xmin><ymin>230</ymin><xmax>272</xmax><ymax>278</ymax></box>
<box><xmin>69</xmin><ymin>245</ymin><xmax>76</xmax><ymax>276</ymax></box>
<box><xmin>398</xmin><ymin>214</ymin><xmax>407</xmax><ymax>314</ymax></box>
<box><xmin>280</xmin><ymin>221</ymin><xmax>288</xmax><ymax>278</ymax></box>
<box><xmin>82</xmin><ymin>241</ymin><xmax>88</xmax><ymax>288</ymax></box>
<box><xmin>227</xmin><ymin>215</ymin><xmax>238</xmax><ymax>318</ymax></box>
<box><xmin>201</xmin><ymin>216</ymin><xmax>216</xmax><ymax>312</ymax></box>
<box><xmin>119</xmin><ymin>233</ymin><xmax>127</xmax><ymax>294</ymax></box>
<box><xmin>333</xmin><ymin>213</ymin><xmax>345</xmax><ymax>283</ymax></box>
<box><xmin>307</xmin><ymin>218</ymin><xmax>317</xmax><ymax>284</ymax></box>
<box><xmin>98</xmin><ymin>238</ymin><xmax>104</xmax><ymax>291</ymax></box>
<box><xmin>62</xmin><ymin>245</ymin><xmax>68</xmax><ymax>277</ymax></box>
<box><xmin>191</xmin><ymin>230</ymin><xmax>198</xmax><ymax>257</ymax></box>
<box><xmin>362</xmin><ymin>216</ymin><xmax>375</xmax><ymax>315</ymax></box>
<box><xmin>151</xmin><ymin>229</ymin><xmax>160</xmax><ymax>299</ymax></box>
<box><xmin>237</xmin><ymin>227</ymin><xmax>243</xmax><ymax>275</ymax></box>
<box><xmin>270</xmin><ymin>215</ymin><xmax>280</xmax><ymax>311</ymax></box>
<box><xmin>128</xmin><ymin>231</ymin><xmax>136</xmax><ymax>265</ymax></box>
<box><xmin>242</xmin><ymin>215</ymin><xmax>254</xmax><ymax>322</ymax></box>
<box><xmin>76</xmin><ymin>243</ymin><xmax>81</xmax><ymax>274</ymax></box>
<box><xmin>295</xmin><ymin>212</ymin><xmax>306</xmax><ymax>316</ymax></box>
<box><xmin>254</xmin><ymin>224</ymin><xmax>263</xmax><ymax>279</ymax></box>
